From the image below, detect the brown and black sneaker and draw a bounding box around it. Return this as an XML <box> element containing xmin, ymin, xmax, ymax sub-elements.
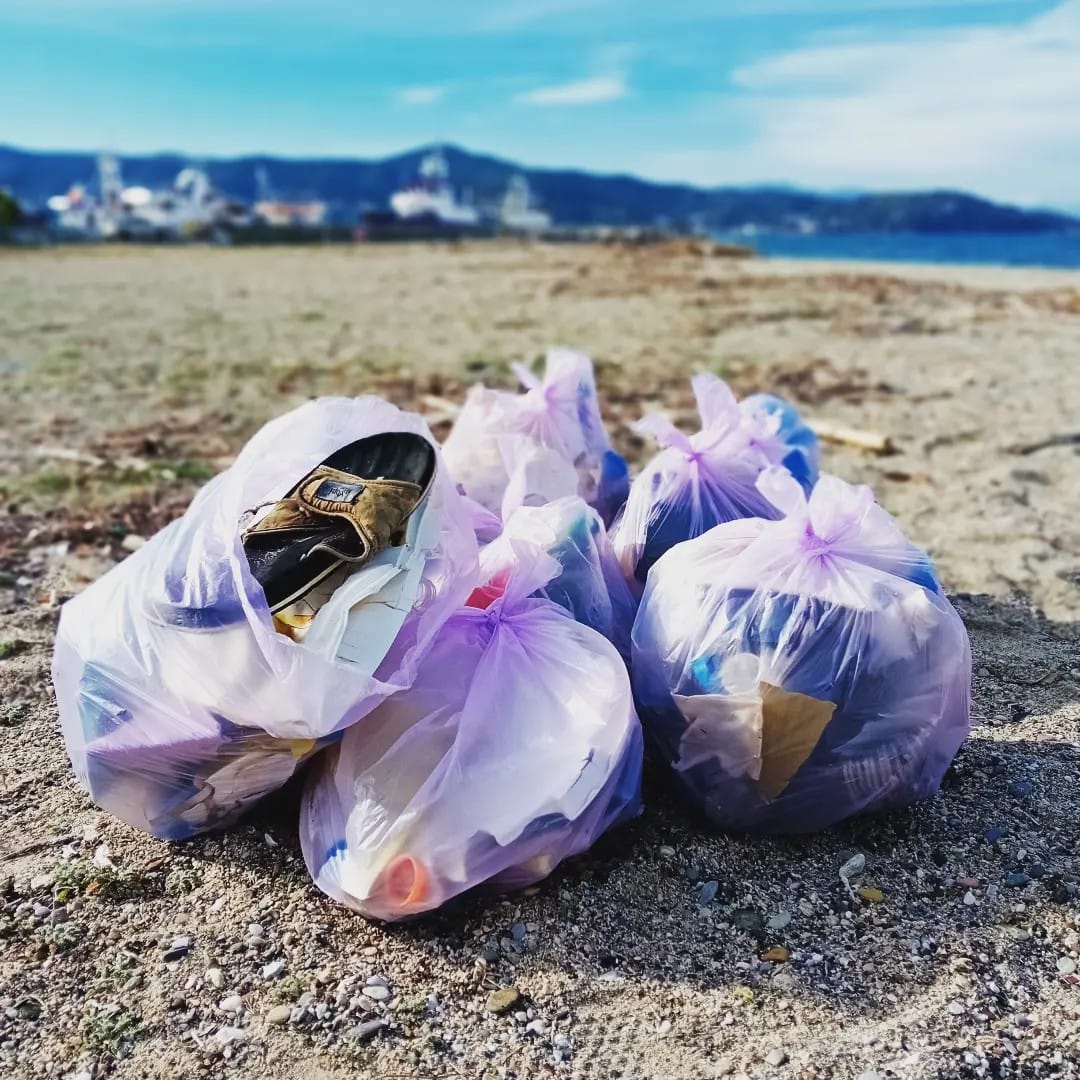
<box><xmin>242</xmin><ymin>432</ymin><xmax>437</xmax><ymax>614</ymax></box>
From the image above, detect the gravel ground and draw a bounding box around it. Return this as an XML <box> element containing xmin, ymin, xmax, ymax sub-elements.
<box><xmin>0</xmin><ymin>243</ymin><xmax>1077</xmax><ymax>1080</ymax></box>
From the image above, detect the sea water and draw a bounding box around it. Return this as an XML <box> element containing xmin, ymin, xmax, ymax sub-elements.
<box><xmin>715</xmin><ymin>231</ymin><xmax>1080</xmax><ymax>270</ymax></box>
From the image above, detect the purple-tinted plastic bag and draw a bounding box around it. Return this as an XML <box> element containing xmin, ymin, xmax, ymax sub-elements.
<box><xmin>52</xmin><ymin>396</ymin><xmax>478</xmax><ymax>838</ymax></box>
<box><xmin>442</xmin><ymin>348</ymin><xmax>629</xmax><ymax>526</ymax></box>
<box><xmin>611</xmin><ymin>374</ymin><xmax>788</xmax><ymax>589</ymax></box>
<box><xmin>300</xmin><ymin>543</ymin><xmax>643</xmax><ymax>920</ymax></box>
<box><xmin>631</xmin><ymin>467</ymin><xmax>971</xmax><ymax>834</ymax></box>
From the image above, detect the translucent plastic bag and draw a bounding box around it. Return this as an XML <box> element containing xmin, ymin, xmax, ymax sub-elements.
<box><xmin>463</xmin><ymin>438</ymin><xmax>637</xmax><ymax>661</ymax></box>
<box><xmin>300</xmin><ymin>544</ymin><xmax>643</xmax><ymax>920</ymax></box>
<box><xmin>442</xmin><ymin>348</ymin><xmax>629</xmax><ymax>525</ymax></box>
<box><xmin>53</xmin><ymin>396</ymin><xmax>478</xmax><ymax>838</ymax></box>
<box><xmin>740</xmin><ymin>392</ymin><xmax>820</xmax><ymax>492</ymax></box>
<box><xmin>611</xmin><ymin>374</ymin><xmax>784</xmax><ymax>587</ymax></box>
<box><xmin>631</xmin><ymin>467</ymin><xmax>971</xmax><ymax>834</ymax></box>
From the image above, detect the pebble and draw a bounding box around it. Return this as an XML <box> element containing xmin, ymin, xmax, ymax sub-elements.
<box><xmin>1008</xmin><ymin>780</ymin><xmax>1034</xmax><ymax>799</ymax></box>
<box><xmin>659</xmin><ymin>846</ymin><xmax>676</xmax><ymax>858</ymax></box>
<box><xmin>657</xmin><ymin>1019</ymin><xmax>672</xmax><ymax>1036</ymax></box>
<box><xmin>214</xmin><ymin>1025</ymin><xmax>246</xmax><ymax>1046</ymax></box>
<box><xmin>1004</xmin><ymin>872</ymin><xmax>1031</xmax><ymax>889</ymax></box>
<box><xmin>856</xmin><ymin>1072</ymin><xmax>883</xmax><ymax>1080</ymax></box>
<box><xmin>163</xmin><ymin>936</ymin><xmax>192</xmax><ymax>963</ymax></box>
<box><xmin>486</xmin><ymin>987</ymin><xmax>522</xmax><ymax>1014</ymax></box>
<box><xmin>699</xmin><ymin>880</ymin><xmax>719</xmax><ymax>904</ymax></box>
<box><xmin>266</xmin><ymin>1004</ymin><xmax>292</xmax><ymax>1025</ymax></box>
<box><xmin>262</xmin><ymin>960</ymin><xmax>286</xmax><ymax>980</ymax></box>
<box><xmin>30</xmin><ymin>873</ymin><xmax>55</xmax><ymax>891</ymax></box>
<box><xmin>525</xmin><ymin>1018</ymin><xmax>547</xmax><ymax>1035</ymax></box>
<box><xmin>839</xmin><ymin>854</ymin><xmax>866</xmax><ymax>882</ymax></box>
<box><xmin>948</xmin><ymin>1001</ymin><xmax>966</xmax><ymax>1015</ymax></box>
<box><xmin>1057</xmin><ymin>957</ymin><xmax>1077</xmax><ymax>976</ymax></box>
<box><xmin>120</xmin><ymin>533</ymin><xmax>146</xmax><ymax>552</ymax></box>
<box><xmin>761</xmin><ymin>946</ymin><xmax>790</xmax><ymax>963</ymax></box>
<box><xmin>219</xmin><ymin>995</ymin><xmax>243</xmax><ymax>1014</ymax></box>
<box><xmin>963</xmin><ymin>891</ymin><xmax>977</xmax><ymax>906</ymax></box>
<box><xmin>206</xmin><ymin>967</ymin><xmax>225</xmax><ymax>989</ymax></box>
<box><xmin>857</xmin><ymin>886</ymin><xmax>885</xmax><ymax>904</ymax></box>
<box><xmin>482</xmin><ymin>941</ymin><xmax>501</xmax><ymax>963</ymax></box>
<box><xmin>765</xmin><ymin>1049</ymin><xmax>788</xmax><ymax>1066</ymax></box>
<box><xmin>362</xmin><ymin>984</ymin><xmax>390</xmax><ymax>1002</ymax></box>
<box><xmin>352</xmin><ymin>1018</ymin><xmax>387</xmax><ymax>1042</ymax></box>
<box><xmin>767</xmin><ymin>912</ymin><xmax>792</xmax><ymax>931</ymax></box>
<box><xmin>985</xmin><ymin>826</ymin><xmax>1006</xmax><ymax>844</ymax></box>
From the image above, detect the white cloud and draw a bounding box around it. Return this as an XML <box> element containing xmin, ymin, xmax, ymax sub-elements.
<box><xmin>395</xmin><ymin>85</ymin><xmax>445</xmax><ymax>106</ymax></box>
<box><xmin>514</xmin><ymin>74</ymin><xmax>627</xmax><ymax>106</ymax></box>
<box><xmin>694</xmin><ymin>0</ymin><xmax>1080</xmax><ymax>204</ymax></box>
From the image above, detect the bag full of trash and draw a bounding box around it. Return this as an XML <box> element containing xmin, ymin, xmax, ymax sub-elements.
<box><xmin>740</xmin><ymin>392</ymin><xmax>820</xmax><ymax>492</ymax></box>
<box><xmin>631</xmin><ymin>466</ymin><xmax>970</xmax><ymax>834</ymax></box>
<box><xmin>441</xmin><ymin>348</ymin><xmax>629</xmax><ymax>526</ymax></box>
<box><xmin>300</xmin><ymin>543</ymin><xmax>643</xmax><ymax>920</ymax></box>
<box><xmin>611</xmin><ymin>373</ymin><xmax>787</xmax><ymax>588</ymax></box>
<box><xmin>53</xmin><ymin>396</ymin><xmax>478</xmax><ymax>837</ymax></box>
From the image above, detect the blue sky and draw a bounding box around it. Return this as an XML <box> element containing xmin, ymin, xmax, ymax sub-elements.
<box><xmin>3</xmin><ymin>0</ymin><xmax>1079</xmax><ymax>207</ymax></box>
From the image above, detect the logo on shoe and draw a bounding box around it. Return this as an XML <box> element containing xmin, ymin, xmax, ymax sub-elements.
<box><xmin>313</xmin><ymin>479</ymin><xmax>366</xmax><ymax>504</ymax></box>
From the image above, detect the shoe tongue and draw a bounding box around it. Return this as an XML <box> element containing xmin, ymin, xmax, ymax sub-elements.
<box><xmin>298</xmin><ymin>466</ymin><xmax>422</xmax><ymax>553</ymax></box>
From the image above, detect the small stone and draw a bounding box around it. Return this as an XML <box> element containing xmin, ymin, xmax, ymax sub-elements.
<box><xmin>713</xmin><ymin>1057</ymin><xmax>735</xmax><ymax>1077</ymax></box>
<box><xmin>352</xmin><ymin>1018</ymin><xmax>387</xmax><ymax>1042</ymax></box>
<box><xmin>362</xmin><ymin>984</ymin><xmax>390</xmax><ymax>1002</ymax></box>
<box><xmin>947</xmin><ymin>1000</ymin><xmax>966</xmax><ymax>1015</ymax></box>
<box><xmin>699</xmin><ymin>880</ymin><xmax>719</xmax><ymax>904</ymax></box>
<box><xmin>206</xmin><ymin>967</ymin><xmax>225</xmax><ymax>989</ymax></box>
<box><xmin>856</xmin><ymin>1072</ymin><xmax>883</xmax><ymax>1080</ymax></box>
<box><xmin>219</xmin><ymin>995</ymin><xmax>243</xmax><ymax>1014</ymax></box>
<box><xmin>30</xmin><ymin>873</ymin><xmax>55</xmax><ymax>891</ymax></box>
<box><xmin>985</xmin><ymin>826</ymin><xmax>1006</xmax><ymax>844</ymax></box>
<box><xmin>1004</xmin><ymin>872</ymin><xmax>1031</xmax><ymax>889</ymax></box>
<box><xmin>266</xmin><ymin>1004</ymin><xmax>292</xmax><ymax>1025</ymax></box>
<box><xmin>214</xmin><ymin>1025</ymin><xmax>246</xmax><ymax>1046</ymax></box>
<box><xmin>1057</xmin><ymin>957</ymin><xmax>1077</xmax><ymax>976</ymax></box>
<box><xmin>1008</xmin><ymin>780</ymin><xmax>1034</xmax><ymax>799</ymax></box>
<box><xmin>525</xmin><ymin>1018</ymin><xmax>547</xmax><ymax>1035</ymax></box>
<box><xmin>1027</xmin><ymin>863</ymin><xmax>1046</xmax><ymax>879</ymax></box>
<box><xmin>857</xmin><ymin>886</ymin><xmax>885</xmax><ymax>904</ymax></box>
<box><xmin>14</xmin><ymin>997</ymin><xmax>42</xmax><ymax>1021</ymax></box>
<box><xmin>767</xmin><ymin>912</ymin><xmax>792</xmax><ymax>931</ymax></box>
<box><xmin>657</xmin><ymin>1018</ymin><xmax>673</xmax><ymax>1036</ymax></box>
<box><xmin>761</xmin><ymin>946</ymin><xmax>790</xmax><ymax>963</ymax></box>
<box><xmin>1003</xmin><ymin>926</ymin><xmax>1030</xmax><ymax>941</ymax></box>
<box><xmin>482</xmin><ymin>941</ymin><xmax>501</xmax><ymax>963</ymax></box>
<box><xmin>163</xmin><ymin>936</ymin><xmax>192</xmax><ymax>963</ymax></box>
<box><xmin>839</xmin><ymin>854</ymin><xmax>866</xmax><ymax>882</ymax></box>
<box><xmin>121</xmin><ymin>533</ymin><xmax>146</xmax><ymax>552</ymax></box>
<box><xmin>732</xmin><ymin>908</ymin><xmax>764</xmax><ymax>934</ymax></box>
<box><xmin>486</xmin><ymin>987</ymin><xmax>522</xmax><ymax>1014</ymax></box>
<box><xmin>262</xmin><ymin>960</ymin><xmax>286</xmax><ymax>980</ymax></box>
<box><xmin>510</xmin><ymin>922</ymin><xmax>527</xmax><ymax>942</ymax></box>
<box><xmin>963</xmin><ymin>891</ymin><xmax>977</xmax><ymax>906</ymax></box>
<box><xmin>659</xmin><ymin>846</ymin><xmax>676</xmax><ymax>858</ymax></box>
<box><xmin>957</xmin><ymin>876</ymin><xmax>980</xmax><ymax>888</ymax></box>
<box><xmin>765</xmin><ymin>1049</ymin><xmax>788</xmax><ymax>1066</ymax></box>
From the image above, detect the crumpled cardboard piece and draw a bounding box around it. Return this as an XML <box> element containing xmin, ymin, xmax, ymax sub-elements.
<box><xmin>757</xmin><ymin>681</ymin><xmax>835</xmax><ymax>799</ymax></box>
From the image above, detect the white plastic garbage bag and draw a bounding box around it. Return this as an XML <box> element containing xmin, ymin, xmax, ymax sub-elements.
<box><xmin>53</xmin><ymin>396</ymin><xmax>478</xmax><ymax>838</ymax></box>
<box><xmin>300</xmin><ymin>543</ymin><xmax>643</xmax><ymax>920</ymax></box>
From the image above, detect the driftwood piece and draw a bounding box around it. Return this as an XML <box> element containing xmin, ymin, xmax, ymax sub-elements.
<box><xmin>808</xmin><ymin>417</ymin><xmax>897</xmax><ymax>455</ymax></box>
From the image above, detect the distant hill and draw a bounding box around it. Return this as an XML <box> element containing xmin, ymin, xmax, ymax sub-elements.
<box><xmin>2</xmin><ymin>142</ymin><xmax>1077</xmax><ymax>235</ymax></box>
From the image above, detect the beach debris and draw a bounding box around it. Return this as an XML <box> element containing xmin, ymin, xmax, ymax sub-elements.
<box><xmin>808</xmin><ymin>417</ymin><xmax>897</xmax><ymax>455</ymax></box>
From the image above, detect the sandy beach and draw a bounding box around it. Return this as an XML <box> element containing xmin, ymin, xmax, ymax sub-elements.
<box><xmin>0</xmin><ymin>243</ymin><xmax>1077</xmax><ymax>1079</ymax></box>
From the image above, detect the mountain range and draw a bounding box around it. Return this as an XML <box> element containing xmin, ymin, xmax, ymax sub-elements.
<box><xmin>2</xmin><ymin>143</ymin><xmax>1077</xmax><ymax>235</ymax></box>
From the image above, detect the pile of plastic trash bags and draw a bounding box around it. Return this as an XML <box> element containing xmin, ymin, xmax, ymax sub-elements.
<box><xmin>53</xmin><ymin>348</ymin><xmax>972</xmax><ymax>921</ymax></box>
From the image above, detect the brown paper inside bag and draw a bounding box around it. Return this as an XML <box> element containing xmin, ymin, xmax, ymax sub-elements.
<box><xmin>756</xmin><ymin>681</ymin><xmax>836</xmax><ymax>799</ymax></box>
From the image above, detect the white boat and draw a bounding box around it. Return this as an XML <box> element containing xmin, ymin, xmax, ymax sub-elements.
<box><xmin>389</xmin><ymin>149</ymin><xmax>480</xmax><ymax>227</ymax></box>
<box><xmin>48</xmin><ymin>155</ymin><xmax>250</xmax><ymax>240</ymax></box>
<box><xmin>499</xmin><ymin>174</ymin><xmax>551</xmax><ymax>233</ymax></box>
